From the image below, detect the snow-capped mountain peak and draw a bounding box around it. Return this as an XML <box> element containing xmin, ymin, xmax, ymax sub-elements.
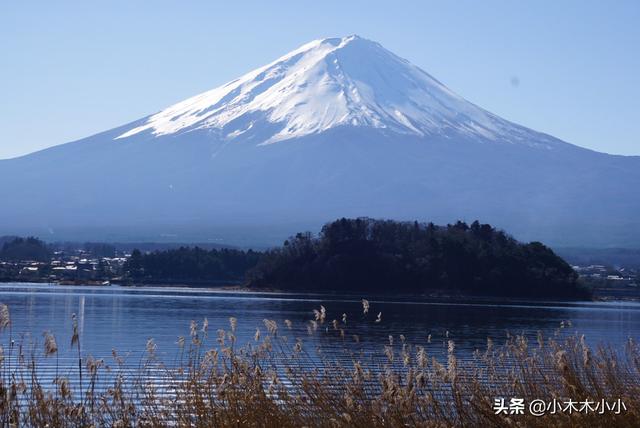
<box><xmin>116</xmin><ymin>35</ymin><xmax>549</xmax><ymax>147</ymax></box>
<box><xmin>2</xmin><ymin>36</ymin><xmax>639</xmax><ymax>247</ymax></box>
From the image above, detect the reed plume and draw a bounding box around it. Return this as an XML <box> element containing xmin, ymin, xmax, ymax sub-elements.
<box><xmin>0</xmin><ymin>302</ymin><xmax>636</xmax><ymax>427</ymax></box>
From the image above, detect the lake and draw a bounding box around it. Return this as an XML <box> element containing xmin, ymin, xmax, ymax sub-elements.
<box><xmin>1</xmin><ymin>282</ymin><xmax>639</xmax><ymax>381</ymax></box>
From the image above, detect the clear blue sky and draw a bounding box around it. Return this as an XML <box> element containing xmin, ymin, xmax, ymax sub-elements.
<box><xmin>1</xmin><ymin>0</ymin><xmax>638</xmax><ymax>159</ymax></box>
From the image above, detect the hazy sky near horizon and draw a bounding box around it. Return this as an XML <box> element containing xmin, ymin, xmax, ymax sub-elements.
<box><xmin>1</xmin><ymin>1</ymin><xmax>638</xmax><ymax>159</ymax></box>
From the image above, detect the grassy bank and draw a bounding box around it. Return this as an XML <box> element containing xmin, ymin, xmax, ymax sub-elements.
<box><xmin>0</xmin><ymin>302</ymin><xmax>638</xmax><ymax>427</ymax></box>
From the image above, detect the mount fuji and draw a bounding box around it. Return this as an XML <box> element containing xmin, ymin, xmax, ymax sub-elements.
<box><xmin>1</xmin><ymin>35</ymin><xmax>639</xmax><ymax>246</ymax></box>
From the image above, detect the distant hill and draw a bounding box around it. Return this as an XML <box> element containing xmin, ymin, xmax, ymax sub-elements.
<box><xmin>555</xmin><ymin>247</ymin><xmax>640</xmax><ymax>269</ymax></box>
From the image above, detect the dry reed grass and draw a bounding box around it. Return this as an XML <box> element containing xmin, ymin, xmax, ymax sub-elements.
<box><xmin>0</xmin><ymin>301</ymin><xmax>638</xmax><ymax>427</ymax></box>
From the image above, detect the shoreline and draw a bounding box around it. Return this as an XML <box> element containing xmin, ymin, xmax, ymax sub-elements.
<box><xmin>2</xmin><ymin>278</ymin><xmax>638</xmax><ymax>305</ymax></box>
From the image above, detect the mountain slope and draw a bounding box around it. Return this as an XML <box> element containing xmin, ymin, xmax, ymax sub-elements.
<box><xmin>1</xmin><ymin>35</ymin><xmax>638</xmax><ymax>247</ymax></box>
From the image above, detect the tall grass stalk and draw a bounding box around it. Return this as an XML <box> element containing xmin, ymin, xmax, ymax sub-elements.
<box><xmin>0</xmin><ymin>302</ymin><xmax>638</xmax><ymax>427</ymax></box>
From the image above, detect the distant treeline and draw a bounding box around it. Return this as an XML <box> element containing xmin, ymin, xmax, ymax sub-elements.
<box><xmin>0</xmin><ymin>237</ymin><xmax>116</xmax><ymax>260</ymax></box>
<box><xmin>246</xmin><ymin>218</ymin><xmax>588</xmax><ymax>298</ymax></box>
<box><xmin>125</xmin><ymin>247</ymin><xmax>261</xmax><ymax>283</ymax></box>
<box><xmin>2</xmin><ymin>219</ymin><xmax>590</xmax><ymax>299</ymax></box>
<box><xmin>0</xmin><ymin>237</ymin><xmax>51</xmax><ymax>262</ymax></box>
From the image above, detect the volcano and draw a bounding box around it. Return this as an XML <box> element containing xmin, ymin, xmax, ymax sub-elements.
<box><xmin>1</xmin><ymin>35</ymin><xmax>638</xmax><ymax>247</ymax></box>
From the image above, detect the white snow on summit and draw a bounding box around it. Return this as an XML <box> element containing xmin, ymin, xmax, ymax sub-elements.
<box><xmin>116</xmin><ymin>35</ymin><xmax>552</xmax><ymax>147</ymax></box>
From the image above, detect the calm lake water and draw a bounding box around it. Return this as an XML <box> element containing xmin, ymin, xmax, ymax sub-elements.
<box><xmin>1</xmin><ymin>282</ymin><xmax>640</xmax><ymax>375</ymax></box>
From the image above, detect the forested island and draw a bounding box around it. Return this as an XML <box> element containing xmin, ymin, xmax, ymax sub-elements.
<box><xmin>1</xmin><ymin>219</ymin><xmax>593</xmax><ymax>298</ymax></box>
<box><xmin>246</xmin><ymin>218</ymin><xmax>589</xmax><ymax>299</ymax></box>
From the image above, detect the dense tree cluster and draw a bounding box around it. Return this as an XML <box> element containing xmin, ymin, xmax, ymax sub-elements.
<box><xmin>247</xmin><ymin>218</ymin><xmax>588</xmax><ymax>298</ymax></box>
<box><xmin>82</xmin><ymin>242</ymin><xmax>116</xmax><ymax>258</ymax></box>
<box><xmin>0</xmin><ymin>237</ymin><xmax>51</xmax><ymax>262</ymax></box>
<box><xmin>124</xmin><ymin>246</ymin><xmax>261</xmax><ymax>283</ymax></box>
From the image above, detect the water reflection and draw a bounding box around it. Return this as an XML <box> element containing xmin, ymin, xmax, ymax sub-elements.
<box><xmin>0</xmin><ymin>283</ymin><xmax>639</xmax><ymax>366</ymax></box>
